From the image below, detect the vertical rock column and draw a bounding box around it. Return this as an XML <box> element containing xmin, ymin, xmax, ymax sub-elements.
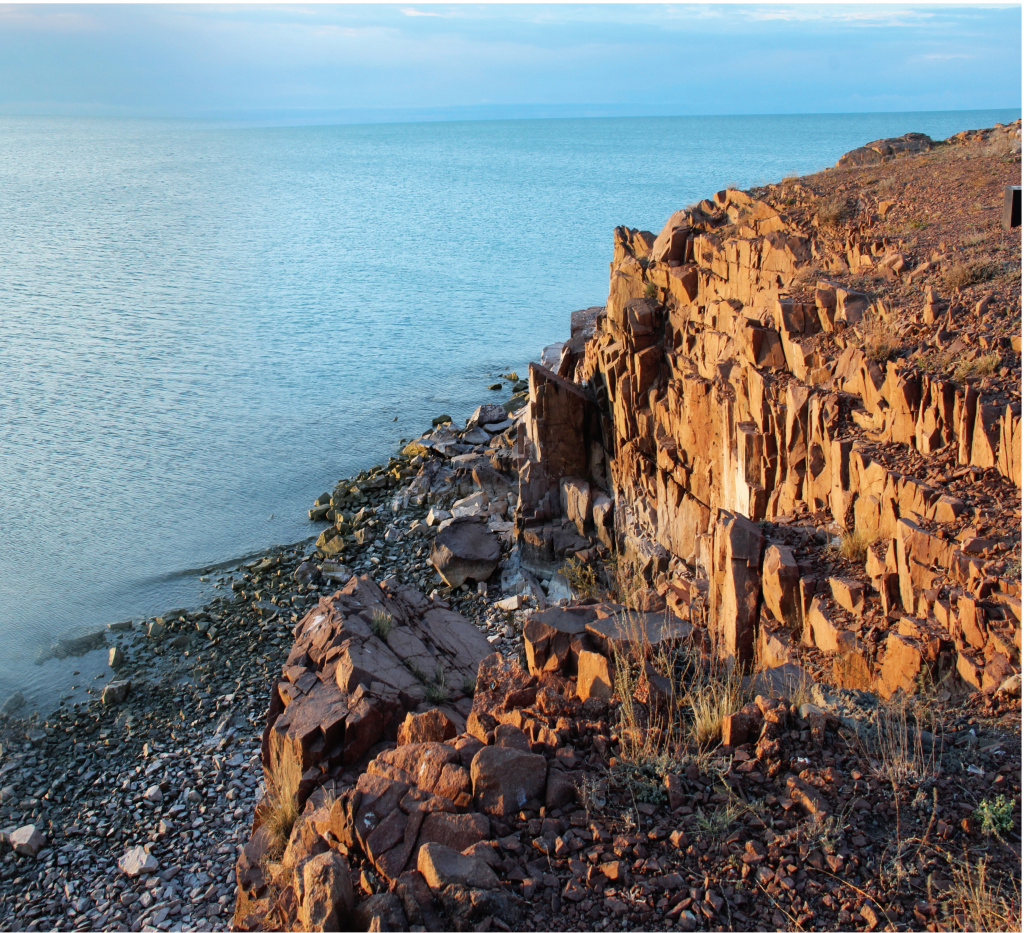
<box><xmin>709</xmin><ymin>510</ymin><xmax>765</xmax><ymax>666</ymax></box>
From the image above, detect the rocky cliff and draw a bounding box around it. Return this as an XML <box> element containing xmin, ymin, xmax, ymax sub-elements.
<box><xmin>232</xmin><ymin>122</ymin><xmax>1022</xmax><ymax>933</ymax></box>
<box><xmin>516</xmin><ymin>120</ymin><xmax>1022</xmax><ymax>698</ymax></box>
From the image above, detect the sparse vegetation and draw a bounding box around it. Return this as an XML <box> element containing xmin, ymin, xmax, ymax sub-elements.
<box><xmin>943</xmin><ymin>856</ymin><xmax>1022</xmax><ymax>933</ymax></box>
<box><xmin>461</xmin><ymin>676</ymin><xmax>476</xmax><ymax>697</ymax></box>
<box><xmin>578</xmin><ymin>773</ymin><xmax>607</xmax><ymax>820</ymax></box>
<box><xmin>611</xmin><ymin>611</ymin><xmax>750</xmax><ymax>784</ymax></box>
<box><xmin>369</xmin><ymin>609</ymin><xmax>393</xmax><ymax>640</ymax></box>
<box><xmin>643</xmin><ymin>281</ymin><xmax>659</xmax><ymax>300</ymax></box>
<box><xmin>262</xmin><ymin>752</ymin><xmax>303</xmax><ymax>859</ymax></box>
<box><xmin>944</xmin><ymin>259</ymin><xmax>998</xmax><ymax>291</ymax></box>
<box><xmin>975</xmin><ymin>795</ymin><xmax>1015</xmax><ymax>838</ymax></box>
<box><xmin>954</xmin><ymin>352</ymin><xmax>1001</xmax><ymax>382</ymax></box>
<box><xmin>686</xmin><ymin>656</ymin><xmax>748</xmax><ymax>748</ymax></box>
<box><xmin>817</xmin><ymin>195</ymin><xmax>853</xmax><ymax>226</ymax></box>
<box><xmin>561</xmin><ymin>554</ymin><xmax>601</xmax><ymax>598</ymax></box>
<box><xmin>840</xmin><ymin>527</ymin><xmax>873</xmax><ymax>563</ymax></box>
<box><xmin>425</xmin><ymin>668</ymin><xmax>448</xmax><ymax>704</ymax></box>
<box><xmin>870</xmin><ymin>694</ymin><xmax>939</xmax><ymax>788</ymax></box>
<box><xmin>856</xmin><ymin>313</ymin><xmax>902</xmax><ymax>364</ymax></box>
<box><xmin>609</xmin><ymin>756</ymin><xmax>668</xmax><ymax>806</ymax></box>
<box><xmin>793</xmin><ymin>807</ymin><xmax>849</xmax><ymax>855</ymax></box>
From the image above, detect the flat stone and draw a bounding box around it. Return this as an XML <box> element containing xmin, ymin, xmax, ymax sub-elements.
<box><xmin>416</xmin><ymin>843</ymin><xmax>499</xmax><ymax>891</ymax></box>
<box><xmin>119</xmin><ymin>846</ymin><xmax>159</xmax><ymax>877</ymax></box>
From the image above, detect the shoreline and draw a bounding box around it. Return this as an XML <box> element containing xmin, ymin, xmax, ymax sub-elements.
<box><xmin>0</xmin><ymin>374</ymin><xmax>542</xmax><ymax>932</ymax></box>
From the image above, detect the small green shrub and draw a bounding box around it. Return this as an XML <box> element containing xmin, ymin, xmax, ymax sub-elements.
<box><xmin>643</xmin><ymin>281</ymin><xmax>659</xmax><ymax>300</ymax></box>
<box><xmin>975</xmin><ymin>795</ymin><xmax>1014</xmax><ymax>837</ymax></box>
<box><xmin>609</xmin><ymin>757</ymin><xmax>668</xmax><ymax>806</ymax></box>
<box><xmin>561</xmin><ymin>554</ymin><xmax>600</xmax><ymax>598</ymax></box>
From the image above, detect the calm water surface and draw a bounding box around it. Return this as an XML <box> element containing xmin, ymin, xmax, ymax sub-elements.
<box><xmin>1</xmin><ymin>109</ymin><xmax>1018</xmax><ymax>710</ymax></box>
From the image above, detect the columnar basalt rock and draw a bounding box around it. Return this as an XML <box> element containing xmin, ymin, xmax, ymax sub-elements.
<box><xmin>514</xmin><ymin>123</ymin><xmax>1021</xmax><ymax>694</ymax></box>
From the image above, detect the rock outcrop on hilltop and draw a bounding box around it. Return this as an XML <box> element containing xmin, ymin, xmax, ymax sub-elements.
<box><xmin>232</xmin><ymin>123</ymin><xmax>1022</xmax><ymax>932</ymax></box>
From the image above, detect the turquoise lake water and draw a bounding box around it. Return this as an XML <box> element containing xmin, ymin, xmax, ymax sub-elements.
<box><xmin>0</xmin><ymin>108</ymin><xmax>1019</xmax><ymax>710</ymax></box>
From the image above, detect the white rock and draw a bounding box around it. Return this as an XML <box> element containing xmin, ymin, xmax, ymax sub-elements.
<box><xmin>10</xmin><ymin>824</ymin><xmax>45</xmax><ymax>856</ymax></box>
<box><xmin>540</xmin><ymin>342</ymin><xmax>565</xmax><ymax>370</ymax></box>
<box><xmin>119</xmin><ymin>845</ymin><xmax>159</xmax><ymax>877</ymax></box>
<box><xmin>544</xmin><ymin>572</ymin><xmax>573</xmax><ymax>605</ymax></box>
<box><xmin>425</xmin><ymin>508</ymin><xmax>451</xmax><ymax>527</ymax></box>
<box><xmin>494</xmin><ymin>595</ymin><xmax>524</xmax><ymax>612</ymax></box>
<box><xmin>453</xmin><ymin>491</ymin><xmax>488</xmax><ymax>511</ymax></box>
<box><xmin>997</xmin><ymin>673</ymin><xmax>1021</xmax><ymax>696</ymax></box>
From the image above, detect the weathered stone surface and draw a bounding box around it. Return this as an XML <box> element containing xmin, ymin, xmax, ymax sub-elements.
<box><xmin>470</xmin><ymin>746</ymin><xmax>547</xmax><ymax>817</ymax></box>
<box><xmin>118</xmin><ymin>845</ymin><xmax>158</xmax><ymax>877</ymax></box>
<box><xmin>762</xmin><ymin>545</ymin><xmax>800</xmax><ymax>628</ymax></box>
<box><xmin>266</xmin><ymin>575</ymin><xmax>490</xmax><ymax>816</ymax></box>
<box><xmin>416</xmin><ymin>843</ymin><xmax>499</xmax><ymax>891</ymax></box>
<box><xmin>430</xmin><ymin>517</ymin><xmax>500</xmax><ymax>588</ymax></box>
<box><xmin>417</xmin><ymin>812</ymin><xmax>489</xmax><ymax>853</ymax></box>
<box><xmin>583</xmin><ymin>611</ymin><xmax>693</xmax><ymax>657</ymax></box>
<box><xmin>709</xmin><ymin>511</ymin><xmax>764</xmax><ymax>665</ymax></box>
<box><xmin>298</xmin><ymin>850</ymin><xmax>355</xmax><ymax>932</ymax></box>
<box><xmin>397</xmin><ymin>708</ymin><xmax>459</xmax><ymax>746</ymax></box>
<box><xmin>576</xmin><ymin>649</ymin><xmax>614</xmax><ymax>701</ymax></box>
<box><xmin>522</xmin><ymin>606</ymin><xmax>594</xmax><ymax>676</ymax></box>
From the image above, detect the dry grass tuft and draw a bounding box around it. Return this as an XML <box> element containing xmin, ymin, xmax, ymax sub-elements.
<box><xmin>944</xmin><ymin>260</ymin><xmax>998</xmax><ymax>291</ymax></box>
<box><xmin>963</xmin><ymin>229</ymin><xmax>990</xmax><ymax>247</ymax></box>
<box><xmin>686</xmin><ymin>655</ymin><xmax>748</xmax><ymax>748</ymax></box>
<box><xmin>840</xmin><ymin>528</ymin><xmax>874</xmax><ymax>563</ymax></box>
<box><xmin>817</xmin><ymin>195</ymin><xmax>854</xmax><ymax>227</ymax></box>
<box><xmin>944</xmin><ymin>856</ymin><xmax>1022</xmax><ymax>933</ymax></box>
<box><xmin>954</xmin><ymin>353</ymin><xmax>1001</xmax><ymax>382</ymax></box>
<box><xmin>263</xmin><ymin>752</ymin><xmax>303</xmax><ymax>859</ymax></box>
<box><xmin>856</xmin><ymin>315</ymin><xmax>902</xmax><ymax>364</ymax></box>
<box><xmin>870</xmin><ymin>694</ymin><xmax>939</xmax><ymax>788</ymax></box>
<box><xmin>369</xmin><ymin>609</ymin><xmax>393</xmax><ymax>640</ymax></box>
<box><xmin>612</xmin><ymin>615</ymin><xmax>749</xmax><ymax>768</ymax></box>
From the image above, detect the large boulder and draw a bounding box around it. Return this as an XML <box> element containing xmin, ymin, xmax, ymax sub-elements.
<box><xmin>836</xmin><ymin>132</ymin><xmax>933</xmax><ymax>167</ymax></box>
<box><xmin>470</xmin><ymin>746</ymin><xmax>547</xmax><ymax>817</ymax></box>
<box><xmin>467</xmin><ymin>404</ymin><xmax>508</xmax><ymax>429</ymax></box>
<box><xmin>298</xmin><ymin>850</ymin><xmax>355</xmax><ymax>932</ymax></box>
<box><xmin>430</xmin><ymin>518</ymin><xmax>500</xmax><ymax>588</ymax></box>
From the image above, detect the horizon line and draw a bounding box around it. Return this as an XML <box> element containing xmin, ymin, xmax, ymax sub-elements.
<box><xmin>1</xmin><ymin>102</ymin><xmax>1020</xmax><ymax>131</ymax></box>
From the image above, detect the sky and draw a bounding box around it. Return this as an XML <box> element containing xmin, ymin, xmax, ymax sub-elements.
<box><xmin>0</xmin><ymin>4</ymin><xmax>1019</xmax><ymax>122</ymax></box>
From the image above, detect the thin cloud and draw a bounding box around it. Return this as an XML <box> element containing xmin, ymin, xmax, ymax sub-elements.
<box><xmin>401</xmin><ymin>8</ymin><xmax>443</xmax><ymax>17</ymax></box>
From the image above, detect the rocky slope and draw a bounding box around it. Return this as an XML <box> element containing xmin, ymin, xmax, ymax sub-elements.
<box><xmin>112</xmin><ymin>122</ymin><xmax>1015</xmax><ymax>933</ymax></box>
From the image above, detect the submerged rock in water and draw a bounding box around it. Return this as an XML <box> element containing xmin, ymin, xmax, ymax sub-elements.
<box><xmin>0</xmin><ymin>691</ymin><xmax>25</xmax><ymax>715</ymax></box>
<box><xmin>35</xmin><ymin>629</ymin><xmax>107</xmax><ymax>665</ymax></box>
